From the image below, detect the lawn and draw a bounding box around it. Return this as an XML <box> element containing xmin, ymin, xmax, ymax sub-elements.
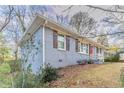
<box><xmin>50</xmin><ymin>63</ymin><xmax>124</xmax><ymax>88</ymax></box>
<box><xmin>0</xmin><ymin>63</ymin><xmax>12</xmax><ymax>88</ymax></box>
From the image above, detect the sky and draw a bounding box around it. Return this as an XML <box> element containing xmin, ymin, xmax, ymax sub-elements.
<box><xmin>53</xmin><ymin>5</ymin><xmax>107</xmax><ymax>20</ymax></box>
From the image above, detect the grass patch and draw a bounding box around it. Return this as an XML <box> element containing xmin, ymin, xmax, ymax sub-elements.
<box><xmin>0</xmin><ymin>63</ymin><xmax>11</xmax><ymax>74</ymax></box>
<box><xmin>0</xmin><ymin>63</ymin><xmax>11</xmax><ymax>88</ymax></box>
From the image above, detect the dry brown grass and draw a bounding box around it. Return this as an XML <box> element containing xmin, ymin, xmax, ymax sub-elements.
<box><xmin>50</xmin><ymin>63</ymin><xmax>124</xmax><ymax>88</ymax></box>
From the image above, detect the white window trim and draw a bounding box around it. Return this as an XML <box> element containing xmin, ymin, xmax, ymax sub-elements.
<box><xmin>80</xmin><ymin>43</ymin><xmax>83</xmax><ymax>53</ymax></box>
<box><xmin>57</xmin><ymin>34</ymin><xmax>66</xmax><ymax>51</ymax></box>
<box><xmin>97</xmin><ymin>48</ymin><xmax>103</xmax><ymax>57</ymax></box>
<box><xmin>78</xmin><ymin>42</ymin><xmax>89</xmax><ymax>55</ymax></box>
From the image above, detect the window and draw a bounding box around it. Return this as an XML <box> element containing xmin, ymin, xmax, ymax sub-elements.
<box><xmin>58</xmin><ymin>34</ymin><xmax>65</xmax><ymax>50</ymax></box>
<box><xmin>66</xmin><ymin>36</ymin><xmax>70</xmax><ymax>51</ymax></box>
<box><xmin>83</xmin><ymin>44</ymin><xmax>86</xmax><ymax>53</ymax></box>
<box><xmin>80</xmin><ymin>43</ymin><xmax>84</xmax><ymax>52</ymax></box>
<box><xmin>96</xmin><ymin>47</ymin><xmax>99</xmax><ymax>54</ymax></box>
<box><xmin>100</xmin><ymin>48</ymin><xmax>102</xmax><ymax>54</ymax></box>
<box><xmin>75</xmin><ymin>40</ymin><xmax>89</xmax><ymax>54</ymax></box>
<box><xmin>75</xmin><ymin>39</ymin><xmax>79</xmax><ymax>52</ymax></box>
<box><xmin>96</xmin><ymin>48</ymin><xmax>102</xmax><ymax>54</ymax></box>
<box><xmin>79</xmin><ymin>43</ymin><xmax>89</xmax><ymax>54</ymax></box>
<box><xmin>86</xmin><ymin>44</ymin><xmax>89</xmax><ymax>53</ymax></box>
<box><xmin>53</xmin><ymin>31</ymin><xmax>70</xmax><ymax>51</ymax></box>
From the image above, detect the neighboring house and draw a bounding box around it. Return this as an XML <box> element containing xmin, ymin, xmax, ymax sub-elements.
<box><xmin>119</xmin><ymin>53</ymin><xmax>124</xmax><ymax>61</ymax></box>
<box><xmin>104</xmin><ymin>50</ymin><xmax>116</xmax><ymax>58</ymax></box>
<box><xmin>118</xmin><ymin>48</ymin><xmax>124</xmax><ymax>61</ymax></box>
<box><xmin>19</xmin><ymin>14</ymin><xmax>107</xmax><ymax>73</ymax></box>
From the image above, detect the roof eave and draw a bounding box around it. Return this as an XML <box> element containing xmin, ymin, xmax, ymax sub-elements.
<box><xmin>19</xmin><ymin>14</ymin><xmax>108</xmax><ymax>49</ymax></box>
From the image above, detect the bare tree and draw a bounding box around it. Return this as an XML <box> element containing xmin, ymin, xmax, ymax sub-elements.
<box><xmin>11</xmin><ymin>6</ymin><xmax>27</xmax><ymax>33</ymax></box>
<box><xmin>69</xmin><ymin>11</ymin><xmax>96</xmax><ymax>36</ymax></box>
<box><xmin>86</xmin><ymin>5</ymin><xmax>124</xmax><ymax>14</ymax></box>
<box><xmin>61</xmin><ymin>5</ymin><xmax>124</xmax><ymax>39</ymax></box>
<box><xmin>97</xmin><ymin>35</ymin><xmax>109</xmax><ymax>46</ymax></box>
<box><xmin>0</xmin><ymin>6</ymin><xmax>14</xmax><ymax>32</ymax></box>
<box><xmin>6</xmin><ymin>21</ymin><xmax>20</xmax><ymax>61</ymax></box>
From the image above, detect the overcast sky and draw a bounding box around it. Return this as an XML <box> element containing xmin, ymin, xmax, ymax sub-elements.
<box><xmin>53</xmin><ymin>5</ymin><xmax>108</xmax><ymax>21</ymax></box>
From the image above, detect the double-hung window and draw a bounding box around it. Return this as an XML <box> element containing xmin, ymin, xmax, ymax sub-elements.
<box><xmin>79</xmin><ymin>43</ymin><xmax>89</xmax><ymax>54</ymax></box>
<box><xmin>83</xmin><ymin>44</ymin><xmax>86</xmax><ymax>53</ymax></box>
<box><xmin>96</xmin><ymin>47</ymin><xmax>99</xmax><ymax>54</ymax></box>
<box><xmin>80</xmin><ymin>43</ymin><xmax>84</xmax><ymax>53</ymax></box>
<box><xmin>86</xmin><ymin>44</ymin><xmax>89</xmax><ymax>54</ymax></box>
<box><xmin>75</xmin><ymin>40</ymin><xmax>89</xmax><ymax>54</ymax></box>
<box><xmin>58</xmin><ymin>34</ymin><xmax>65</xmax><ymax>50</ymax></box>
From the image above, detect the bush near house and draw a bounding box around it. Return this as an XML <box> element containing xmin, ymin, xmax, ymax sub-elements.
<box><xmin>87</xmin><ymin>60</ymin><xmax>94</xmax><ymax>64</ymax></box>
<box><xmin>13</xmin><ymin>73</ymin><xmax>38</xmax><ymax>88</ymax></box>
<box><xmin>7</xmin><ymin>60</ymin><xmax>21</xmax><ymax>73</ymax></box>
<box><xmin>14</xmin><ymin>64</ymin><xmax>58</xmax><ymax>88</ymax></box>
<box><xmin>77</xmin><ymin>60</ymin><xmax>87</xmax><ymax>65</ymax></box>
<box><xmin>77</xmin><ymin>60</ymin><xmax>94</xmax><ymax>65</ymax></box>
<box><xmin>104</xmin><ymin>54</ymin><xmax>120</xmax><ymax>62</ymax></box>
<box><xmin>39</xmin><ymin>64</ymin><xmax>58</xmax><ymax>83</ymax></box>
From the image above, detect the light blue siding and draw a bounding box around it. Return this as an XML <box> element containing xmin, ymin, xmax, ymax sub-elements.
<box><xmin>21</xmin><ymin>27</ymin><xmax>43</xmax><ymax>73</ymax></box>
<box><xmin>45</xmin><ymin>28</ymin><xmax>90</xmax><ymax>68</ymax></box>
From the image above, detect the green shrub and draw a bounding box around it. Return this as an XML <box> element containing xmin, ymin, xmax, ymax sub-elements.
<box><xmin>13</xmin><ymin>64</ymin><xmax>58</xmax><ymax>88</ymax></box>
<box><xmin>104</xmin><ymin>57</ymin><xmax>111</xmax><ymax>62</ymax></box>
<box><xmin>7</xmin><ymin>60</ymin><xmax>21</xmax><ymax>73</ymax></box>
<box><xmin>38</xmin><ymin>64</ymin><xmax>58</xmax><ymax>83</ymax></box>
<box><xmin>11</xmin><ymin>62</ymin><xmax>35</xmax><ymax>88</ymax></box>
<box><xmin>0</xmin><ymin>63</ymin><xmax>11</xmax><ymax>74</ymax></box>
<box><xmin>13</xmin><ymin>64</ymin><xmax>39</xmax><ymax>88</ymax></box>
<box><xmin>14</xmin><ymin>71</ymin><xmax>38</xmax><ymax>88</ymax></box>
<box><xmin>104</xmin><ymin>54</ymin><xmax>119</xmax><ymax>62</ymax></box>
<box><xmin>87</xmin><ymin>60</ymin><xmax>94</xmax><ymax>64</ymax></box>
<box><xmin>87</xmin><ymin>60</ymin><xmax>92</xmax><ymax>64</ymax></box>
<box><xmin>113</xmin><ymin>54</ymin><xmax>120</xmax><ymax>61</ymax></box>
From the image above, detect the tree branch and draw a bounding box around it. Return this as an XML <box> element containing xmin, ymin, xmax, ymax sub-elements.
<box><xmin>62</xmin><ymin>5</ymin><xmax>74</xmax><ymax>12</ymax></box>
<box><xmin>86</xmin><ymin>5</ymin><xmax>124</xmax><ymax>14</ymax></box>
<box><xmin>87</xmin><ymin>31</ymin><xmax>124</xmax><ymax>38</ymax></box>
<box><xmin>0</xmin><ymin>6</ymin><xmax>14</xmax><ymax>32</ymax></box>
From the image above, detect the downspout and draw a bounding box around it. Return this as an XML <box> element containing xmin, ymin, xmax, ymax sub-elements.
<box><xmin>89</xmin><ymin>44</ymin><xmax>91</xmax><ymax>61</ymax></box>
<box><xmin>42</xmin><ymin>20</ymin><xmax>47</xmax><ymax>68</ymax></box>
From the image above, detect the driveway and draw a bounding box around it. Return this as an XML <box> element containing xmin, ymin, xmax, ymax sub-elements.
<box><xmin>50</xmin><ymin>63</ymin><xmax>124</xmax><ymax>88</ymax></box>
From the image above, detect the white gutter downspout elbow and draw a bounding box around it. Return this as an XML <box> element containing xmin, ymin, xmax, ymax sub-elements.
<box><xmin>42</xmin><ymin>20</ymin><xmax>47</xmax><ymax>68</ymax></box>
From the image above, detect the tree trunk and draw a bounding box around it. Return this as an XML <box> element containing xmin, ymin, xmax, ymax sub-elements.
<box><xmin>15</xmin><ymin>46</ymin><xmax>18</xmax><ymax>61</ymax></box>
